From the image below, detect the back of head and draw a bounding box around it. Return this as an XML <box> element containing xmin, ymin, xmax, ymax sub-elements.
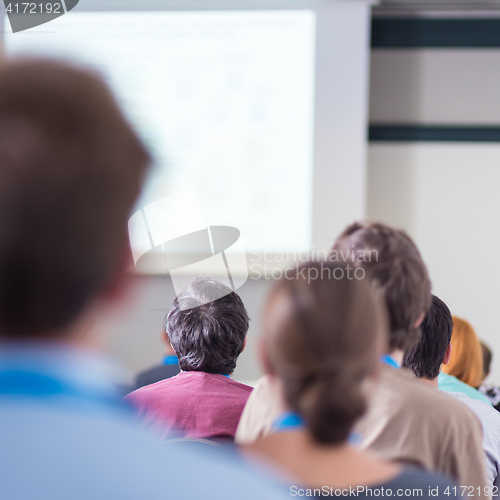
<box><xmin>165</xmin><ymin>276</ymin><xmax>249</xmax><ymax>374</ymax></box>
<box><xmin>263</xmin><ymin>261</ymin><xmax>387</xmax><ymax>445</ymax></box>
<box><xmin>481</xmin><ymin>341</ymin><xmax>492</xmax><ymax>380</ymax></box>
<box><xmin>403</xmin><ymin>295</ymin><xmax>453</xmax><ymax>379</ymax></box>
<box><xmin>443</xmin><ymin>316</ymin><xmax>484</xmax><ymax>388</ymax></box>
<box><xmin>0</xmin><ymin>59</ymin><xmax>150</xmax><ymax>338</ymax></box>
<box><xmin>332</xmin><ymin>222</ymin><xmax>431</xmax><ymax>352</ymax></box>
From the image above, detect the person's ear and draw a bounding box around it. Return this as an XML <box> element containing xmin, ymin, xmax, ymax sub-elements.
<box><xmin>443</xmin><ymin>343</ymin><xmax>452</xmax><ymax>365</ymax></box>
<box><xmin>414</xmin><ymin>311</ymin><xmax>426</xmax><ymax>328</ymax></box>
<box><xmin>163</xmin><ymin>332</ymin><xmax>177</xmax><ymax>354</ymax></box>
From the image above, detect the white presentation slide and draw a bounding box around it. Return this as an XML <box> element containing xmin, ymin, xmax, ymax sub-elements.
<box><xmin>4</xmin><ymin>11</ymin><xmax>316</xmax><ymax>254</ymax></box>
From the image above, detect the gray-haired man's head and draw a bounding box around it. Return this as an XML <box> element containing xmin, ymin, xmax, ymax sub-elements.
<box><xmin>165</xmin><ymin>276</ymin><xmax>249</xmax><ymax>375</ymax></box>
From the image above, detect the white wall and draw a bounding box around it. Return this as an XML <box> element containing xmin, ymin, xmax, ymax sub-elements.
<box><xmin>368</xmin><ymin>144</ymin><xmax>500</xmax><ymax>361</ymax></box>
<box><xmin>368</xmin><ymin>47</ymin><xmax>500</xmax><ymax>384</ymax></box>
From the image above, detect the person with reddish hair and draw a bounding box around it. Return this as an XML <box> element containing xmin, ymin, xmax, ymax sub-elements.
<box><xmin>439</xmin><ymin>316</ymin><xmax>491</xmax><ymax>404</ymax></box>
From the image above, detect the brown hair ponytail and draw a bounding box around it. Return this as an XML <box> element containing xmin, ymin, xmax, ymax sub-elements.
<box><xmin>263</xmin><ymin>261</ymin><xmax>386</xmax><ymax>445</ymax></box>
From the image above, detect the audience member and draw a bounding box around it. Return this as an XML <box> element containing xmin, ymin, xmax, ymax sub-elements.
<box><xmin>439</xmin><ymin>316</ymin><xmax>491</xmax><ymax>404</ymax></box>
<box><xmin>236</xmin><ymin>222</ymin><xmax>488</xmax><ymax>496</ymax></box>
<box><xmin>404</xmin><ymin>295</ymin><xmax>500</xmax><ymax>487</ymax></box>
<box><xmin>244</xmin><ymin>262</ymin><xmax>458</xmax><ymax>499</ymax></box>
<box><xmin>0</xmin><ymin>59</ymin><xmax>288</xmax><ymax>500</ymax></box>
<box><xmin>482</xmin><ymin>342</ymin><xmax>493</xmax><ymax>381</ymax></box>
<box><xmin>480</xmin><ymin>342</ymin><xmax>500</xmax><ymax>411</ymax></box>
<box><xmin>126</xmin><ymin>276</ymin><xmax>252</xmax><ymax>438</ymax></box>
<box><xmin>134</xmin><ymin>327</ymin><xmax>180</xmax><ymax>390</ymax></box>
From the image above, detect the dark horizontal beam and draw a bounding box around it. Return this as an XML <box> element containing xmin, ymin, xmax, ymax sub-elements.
<box><xmin>371</xmin><ymin>18</ymin><xmax>500</xmax><ymax>48</ymax></box>
<box><xmin>369</xmin><ymin>125</ymin><xmax>500</xmax><ymax>142</ymax></box>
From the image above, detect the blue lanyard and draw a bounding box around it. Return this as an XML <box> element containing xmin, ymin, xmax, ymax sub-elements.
<box><xmin>380</xmin><ymin>354</ymin><xmax>400</xmax><ymax>369</ymax></box>
<box><xmin>272</xmin><ymin>412</ymin><xmax>305</xmax><ymax>431</ymax></box>
<box><xmin>0</xmin><ymin>369</ymin><xmax>126</xmax><ymax>411</ymax></box>
<box><xmin>272</xmin><ymin>412</ymin><xmax>361</xmax><ymax>446</ymax></box>
<box><xmin>163</xmin><ymin>355</ymin><xmax>178</xmax><ymax>366</ymax></box>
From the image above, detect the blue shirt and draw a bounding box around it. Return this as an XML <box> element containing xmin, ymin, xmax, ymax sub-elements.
<box><xmin>438</xmin><ymin>371</ymin><xmax>492</xmax><ymax>405</ymax></box>
<box><xmin>0</xmin><ymin>343</ymin><xmax>288</xmax><ymax>500</ymax></box>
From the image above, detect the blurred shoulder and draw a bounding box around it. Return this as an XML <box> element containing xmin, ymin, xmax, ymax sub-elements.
<box><xmin>124</xmin><ymin>376</ymin><xmax>175</xmax><ymax>403</ymax></box>
<box><xmin>235</xmin><ymin>375</ymin><xmax>286</xmax><ymax>445</ymax></box>
<box><xmin>382</xmin><ymin>368</ymin><xmax>479</xmax><ymax>409</ymax></box>
<box><xmin>374</xmin><ymin>367</ymin><xmax>482</xmax><ymax>430</ymax></box>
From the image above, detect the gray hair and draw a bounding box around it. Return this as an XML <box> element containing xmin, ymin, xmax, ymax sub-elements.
<box><xmin>165</xmin><ymin>276</ymin><xmax>249</xmax><ymax>374</ymax></box>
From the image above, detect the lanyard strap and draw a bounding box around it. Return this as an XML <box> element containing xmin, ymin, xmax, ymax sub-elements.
<box><xmin>272</xmin><ymin>412</ymin><xmax>305</xmax><ymax>432</ymax></box>
<box><xmin>0</xmin><ymin>369</ymin><xmax>126</xmax><ymax>411</ymax></box>
<box><xmin>380</xmin><ymin>354</ymin><xmax>400</xmax><ymax>369</ymax></box>
<box><xmin>272</xmin><ymin>411</ymin><xmax>361</xmax><ymax>446</ymax></box>
<box><xmin>163</xmin><ymin>355</ymin><xmax>179</xmax><ymax>366</ymax></box>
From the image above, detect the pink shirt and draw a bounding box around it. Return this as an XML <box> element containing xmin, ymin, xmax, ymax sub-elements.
<box><xmin>126</xmin><ymin>371</ymin><xmax>253</xmax><ymax>438</ymax></box>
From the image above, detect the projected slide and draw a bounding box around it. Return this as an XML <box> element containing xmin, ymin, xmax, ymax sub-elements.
<box><xmin>4</xmin><ymin>10</ymin><xmax>316</xmax><ymax>254</ymax></box>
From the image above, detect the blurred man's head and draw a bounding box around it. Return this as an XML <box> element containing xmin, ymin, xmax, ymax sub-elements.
<box><xmin>332</xmin><ymin>222</ymin><xmax>431</xmax><ymax>353</ymax></box>
<box><xmin>165</xmin><ymin>276</ymin><xmax>249</xmax><ymax>375</ymax></box>
<box><xmin>403</xmin><ymin>295</ymin><xmax>453</xmax><ymax>381</ymax></box>
<box><xmin>0</xmin><ymin>59</ymin><xmax>150</xmax><ymax>339</ymax></box>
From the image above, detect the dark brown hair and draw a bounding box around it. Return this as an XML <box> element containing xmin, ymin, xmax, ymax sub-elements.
<box><xmin>263</xmin><ymin>261</ymin><xmax>386</xmax><ymax>445</ymax></box>
<box><xmin>0</xmin><ymin>59</ymin><xmax>150</xmax><ymax>336</ymax></box>
<box><xmin>403</xmin><ymin>295</ymin><xmax>453</xmax><ymax>379</ymax></box>
<box><xmin>332</xmin><ymin>222</ymin><xmax>431</xmax><ymax>353</ymax></box>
